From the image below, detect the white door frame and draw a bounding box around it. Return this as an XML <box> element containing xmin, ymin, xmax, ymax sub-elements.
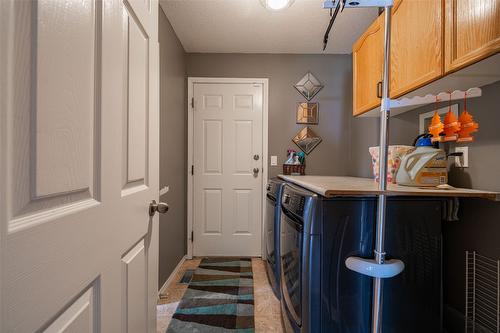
<box><xmin>186</xmin><ymin>77</ymin><xmax>269</xmax><ymax>259</ymax></box>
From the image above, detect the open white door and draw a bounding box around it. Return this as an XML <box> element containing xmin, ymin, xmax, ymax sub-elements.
<box><xmin>0</xmin><ymin>0</ymin><xmax>159</xmax><ymax>332</ymax></box>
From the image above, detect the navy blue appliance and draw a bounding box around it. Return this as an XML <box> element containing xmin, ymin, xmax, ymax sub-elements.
<box><xmin>280</xmin><ymin>183</ymin><xmax>443</xmax><ymax>333</ymax></box>
<box><xmin>265</xmin><ymin>178</ymin><xmax>286</xmax><ymax>298</ymax></box>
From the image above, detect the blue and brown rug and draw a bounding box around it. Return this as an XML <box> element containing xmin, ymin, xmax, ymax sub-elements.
<box><xmin>166</xmin><ymin>257</ymin><xmax>255</xmax><ymax>332</ymax></box>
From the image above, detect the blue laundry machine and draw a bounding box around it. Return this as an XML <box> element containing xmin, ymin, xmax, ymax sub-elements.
<box><xmin>279</xmin><ymin>183</ymin><xmax>443</xmax><ymax>333</ymax></box>
<box><xmin>265</xmin><ymin>178</ymin><xmax>287</xmax><ymax>299</ymax></box>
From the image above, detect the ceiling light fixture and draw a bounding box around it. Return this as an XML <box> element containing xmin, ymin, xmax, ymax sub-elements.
<box><xmin>261</xmin><ymin>0</ymin><xmax>295</xmax><ymax>11</ymax></box>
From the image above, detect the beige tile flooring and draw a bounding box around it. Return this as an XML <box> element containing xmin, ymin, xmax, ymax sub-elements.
<box><xmin>157</xmin><ymin>258</ymin><xmax>283</xmax><ymax>333</ymax></box>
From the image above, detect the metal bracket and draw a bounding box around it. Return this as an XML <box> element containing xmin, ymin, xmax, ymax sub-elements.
<box><xmin>345</xmin><ymin>257</ymin><xmax>405</xmax><ymax>278</ymax></box>
<box><xmin>323</xmin><ymin>0</ymin><xmax>393</xmax><ymax>9</ymax></box>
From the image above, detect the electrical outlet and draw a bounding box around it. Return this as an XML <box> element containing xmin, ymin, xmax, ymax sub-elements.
<box><xmin>455</xmin><ymin>146</ymin><xmax>469</xmax><ymax>168</ymax></box>
<box><xmin>270</xmin><ymin>156</ymin><xmax>278</xmax><ymax>166</ymax></box>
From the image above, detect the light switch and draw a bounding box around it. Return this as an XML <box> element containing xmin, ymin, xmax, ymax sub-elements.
<box><xmin>270</xmin><ymin>156</ymin><xmax>278</xmax><ymax>166</ymax></box>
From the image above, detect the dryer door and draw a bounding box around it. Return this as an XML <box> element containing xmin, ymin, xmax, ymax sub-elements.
<box><xmin>265</xmin><ymin>194</ymin><xmax>276</xmax><ymax>263</ymax></box>
<box><xmin>280</xmin><ymin>209</ymin><xmax>303</xmax><ymax>327</ymax></box>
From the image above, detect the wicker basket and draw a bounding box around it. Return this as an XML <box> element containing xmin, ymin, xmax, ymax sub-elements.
<box><xmin>283</xmin><ymin>164</ymin><xmax>305</xmax><ymax>175</ymax></box>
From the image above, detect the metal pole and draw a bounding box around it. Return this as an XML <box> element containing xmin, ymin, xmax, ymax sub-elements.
<box><xmin>372</xmin><ymin>5</ymin><xmax>392</xmax><ymax>333</ymax></box>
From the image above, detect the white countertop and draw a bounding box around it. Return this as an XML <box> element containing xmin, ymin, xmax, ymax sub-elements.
<box><xmin>278</xmin><ymin>175</ymin><xmax>500</xmax><ymax>201</ymax></box>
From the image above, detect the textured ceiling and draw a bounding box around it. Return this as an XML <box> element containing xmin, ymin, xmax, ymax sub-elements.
<box><xmin>159</xmin><ymin>0</ymin><xmax>378</xmax><ymax>54</ymax></box>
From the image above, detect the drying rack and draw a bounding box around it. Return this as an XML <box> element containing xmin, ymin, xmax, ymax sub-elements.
<box><xmin>465</xmin><ymin>251</ymin><xmax>499</xmax><ymax>333</ymax></box>
<box><xmin>323</xmin><ymin>1</ymin><xmax>483</xmax><ymax>332</ymax></box>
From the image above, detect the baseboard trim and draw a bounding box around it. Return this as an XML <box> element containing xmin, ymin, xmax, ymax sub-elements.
<box><xmin>158</xmin><ymin>255</ymin><xmax>187</xmax><ymax>297</ymax></box>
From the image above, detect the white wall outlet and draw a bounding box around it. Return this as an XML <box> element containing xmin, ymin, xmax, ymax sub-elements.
<box><xmin>455</xmin><ymin>146</ymin><xmax>469</xmax><ymax>168</ymax></box>
<box><xmin>270</xmin><ymin>155</ymin><xmax>278</xmax><ymax>166</ymax></box>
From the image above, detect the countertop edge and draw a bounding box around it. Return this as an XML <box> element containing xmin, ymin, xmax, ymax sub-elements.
<box><xmin>278</xmin><ymin>175</ymin><xmax>500</xmax><ymax>201</ymax></box>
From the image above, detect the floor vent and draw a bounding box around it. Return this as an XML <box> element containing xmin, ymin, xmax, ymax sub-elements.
<box><xmin>179</xmin><ymin>269</ymin><xmax>195</xmax><ymax>284</ymax></box>
<box><xmin>465</xmin><ymin>251</ymin><xmax>499</xmax><ymax>333</ymax></box>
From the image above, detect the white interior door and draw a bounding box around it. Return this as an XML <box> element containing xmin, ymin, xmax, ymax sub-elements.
<box><xmin>0</xmin><ymin>0</ymin><xmax>159</xmax><ymax>332</ymax></box>
<box><xmin>192</xmin><ymin>81</ymin><xmax>264</xmax><ymax>257</ymax></box>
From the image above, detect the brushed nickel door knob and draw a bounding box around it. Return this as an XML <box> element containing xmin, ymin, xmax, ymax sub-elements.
<box><xmin>149</xmin><ymin>200</ymin><xmax>169</xmax><ymax>217</ymax></box>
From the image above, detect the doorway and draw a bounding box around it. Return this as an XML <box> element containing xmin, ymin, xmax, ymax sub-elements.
<box><xmin>187</xmin><ymin>78</ymin><xmax>269</xmax><ymax>258</ymax></box>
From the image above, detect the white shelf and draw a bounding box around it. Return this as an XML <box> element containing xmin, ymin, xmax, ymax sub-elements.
<box><xmin>391</xmin><ymin>87</ymin><xmax>481</xmax><ymax>109</ymax></box>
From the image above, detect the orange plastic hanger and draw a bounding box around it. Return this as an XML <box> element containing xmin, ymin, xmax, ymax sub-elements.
<box><xmin>457</xmin><ymin>92</ymin><xmax>479</xmax><ymax>142</ymax></box>
<box><xmin>443</xmin><ymin>92</ymin><xmax>460</xmax><ymax>142</ymax></box>
<box><xmin>429</xmin><ymin>96</ymin><xmax>444</xmax><ymax>142</ymax></box>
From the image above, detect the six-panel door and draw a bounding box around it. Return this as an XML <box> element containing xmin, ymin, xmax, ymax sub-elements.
<box><xmin>0</xmin><ymin>0</ymin><xmax>159</xmax><ymax>332</ymax></box>
<box><xmin>192</xmin><ymin>83</ymin><xmax>263</xmax><ymax>257</ymax></box>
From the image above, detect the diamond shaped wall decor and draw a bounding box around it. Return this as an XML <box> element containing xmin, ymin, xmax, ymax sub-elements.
<box><xmin>292</xmin><ymin>127</ymin><xmax>322</xmax><ymax>155</ymax></box>
<box><xmin>294</xmin><ymin>72</ymin><xmax>323</xmax><ymax>101</ymax></box>
<box><xmin>296</xmin><ymin>102</ymin><xmax>319</xmax><ymax>124</ymax></box>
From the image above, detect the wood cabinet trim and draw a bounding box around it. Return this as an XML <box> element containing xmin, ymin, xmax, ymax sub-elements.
<box><xmin>352</xmin><ymin>16</ymin><xmax>383</xmax><ymax>116</ymax></box>
<box><xmin>352</xmin><ymin>18</ymin><xmax>381</xmax><ymax>53</ymax></box>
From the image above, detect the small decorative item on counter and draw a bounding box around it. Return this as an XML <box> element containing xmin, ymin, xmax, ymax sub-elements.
<box><xmin>443</xmin><ymin>93</ymin><xmax>461</xmax><ymax>142</ymax></box>
<box><xmin>285</xmin><ymin>149</ymin><xmax>296</xmax><ymax>164</ymax></box>
<box><xmin>457</xmin><ymin>92</ymin><xmax>479</xmax><ymax>142</ymax></box>
<box><xmin>369</xmin><ymin>145</ymin><xmax>415</xmax><ymax>184</ymax></box>
<box><xmin>283</xmin><ymin>149</ymin><xmax>306</xmax><ymax>175</ymax></box>
<box><xmin>296</xmin><ymin>152</ymin><xmax>305</xmax><ymax>165</ymax></box>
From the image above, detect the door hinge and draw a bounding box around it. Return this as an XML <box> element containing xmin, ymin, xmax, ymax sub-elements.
<box><xmin>191</xmin><ymin>231</ymin><xmax>194</xmax><ymax>242</ymax></box>
<box><xmin>191</xmin><ymin>165</ymin><xmax>194</xmax><ymax>175</ymax></box>
<box><xmin>191</xmin><ymin>97</ymin><xmax>194</xmax><ymax>108</ymax></box>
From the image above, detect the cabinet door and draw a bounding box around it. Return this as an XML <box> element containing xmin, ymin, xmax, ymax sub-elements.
<box><xmin>445</xmin><ymin>0</ymin><xmax>500</xmax><ymax>73</ymax></box>
<box><xmin>390</xmin><ymin>0</ymin><xmax>444</xmax><ymax>98</ymax></box>
<box><xmin>352</xmin><ymin>15</ymin><xmax>383</xmax><ymax>116</ymax></box>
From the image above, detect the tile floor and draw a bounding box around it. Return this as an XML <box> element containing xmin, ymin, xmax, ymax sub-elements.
<box><xmin>157</xmin><ymin>258</ymin><xmax>283</xmax><ymax>333</ymax></box>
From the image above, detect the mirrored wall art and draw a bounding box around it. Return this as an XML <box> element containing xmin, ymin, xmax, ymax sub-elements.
<box><xmin>294</xmin><ymin>72</ymin><xmax>323</xmax><ymax>101</ymax></box>
<box><xmin>292</xmin><ymin>127</ymin><xmax>322</xmax><ymax>155</ymax></box>
<box><xmin>296</xmin><ymin>102</ymin><xmax>319</xmax><ymax>124</ymax></box>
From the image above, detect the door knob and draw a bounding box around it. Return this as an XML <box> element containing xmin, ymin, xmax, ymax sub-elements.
<box><xmin>253</xmin><ymin>168</ymin><xmax>259</xmax><ymax>174</ymax></box>
<box><xmin>149</xmin><ymin>200</ymin><xmax>169</xmax><ymax>217</ymax></box>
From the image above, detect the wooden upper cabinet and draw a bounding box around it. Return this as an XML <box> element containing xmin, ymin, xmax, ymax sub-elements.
<box><xmin>352</xmin><ymin>15</ymin><xmax>383</xmax><ymax>116</ymax></box>
<box><xmin>444</xmin><ymin>0</ymin><xmax>500</xmax><ymax>73</ymax></box>
<box><xmin>352</xmin><ymin>0</ymin><xmax>498</xmax><ymax>116</ymax></box>
<box><xmin>390</xmin><ymin>0</ymin><xmax>444</xmax><ymax>98</ymax></box>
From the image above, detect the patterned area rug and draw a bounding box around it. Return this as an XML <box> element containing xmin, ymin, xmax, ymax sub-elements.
<box><xmin>166</xmin><ymin>257</ymin><xmax>255</xmax><ymax>332</ymax></box>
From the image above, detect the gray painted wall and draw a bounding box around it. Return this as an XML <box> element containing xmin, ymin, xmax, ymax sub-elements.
<box><xmin>158</xmin><ymin>9</ymin><xmax>187</xmax><ymax>290</ymax></box>
<box><xmin>349</xmin><ymin>80</ymin><xmax>500</xmax><ymax>332</ymax></box>
<box><xmin>349</xmin><ymin>80</ymin><xmax>500</xmax><ymax>191</ymax></box>
<box><xmin>411</xmin><ymin>82</ymin><xmax>500</xmax><ymax>333</ymax></box>
<box><xmin>186</xmin><ymin>53</ymin><xmax>353</xmax><ymax>179</ymax></box>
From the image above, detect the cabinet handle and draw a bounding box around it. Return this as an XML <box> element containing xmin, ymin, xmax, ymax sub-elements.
<box><xmin>377</xmin><ymin>81</ymin><xmax>382</xmax><ymax>98</ymax></box>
